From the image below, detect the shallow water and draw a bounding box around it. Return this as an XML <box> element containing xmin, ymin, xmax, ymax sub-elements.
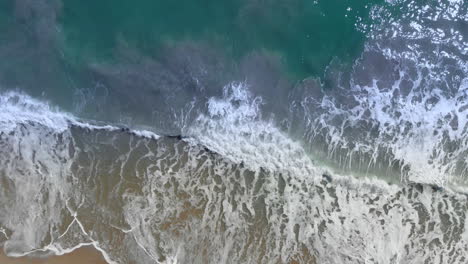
<box><xmin>0</xmin><ymin>247</ymin><xmax>106</xmax><ymax>264</ymax></box>
<box><xmin>1</xmin><ymin>94</ymin><xmax>468</xmax><ymax>263</ymax></box>
<box><xmin>1</xmin><ymin>0</ymin><xmax>468</xmax><ymax>263</ymax></box>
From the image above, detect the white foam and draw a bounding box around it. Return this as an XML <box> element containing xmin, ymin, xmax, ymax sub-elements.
<box><xmin>0</xmin><ymin>91</ymin><xmax>165</xmax><ymax>264</ymax></box>
<box><xmin>0</xmin><ymin>228</ymin><xmax>8</xmax><ymax>240</ymax></box>
<box><xmin>297</xmin><ymin>0</ymin><xmax>468</xmax><ymax>186</ymax></box>
<box><xmin>130</xmin><ymin>129</ymin><xmax>161</xmax><ymax>140</ymax></box>
<box><xmin>0</xmin><ymin>2</ymin><xmax>466</xmax><ymax>261</ymax></box>
<box><xmin>1</xmin><ymin>86</ymin><xmax>467</xmax><ymax>264</ymax></box>
<box><xmin>186</xmin><ymin>82</ymin><xmax>318</xmax><ymax>178</ymax></box>
<box><xmin>6</xmin><ymin>241</ymin><xmax>118</xmax><ymax>264</ymax></box>
<box><xmin>0</xmin><ymin>91</ymin><xmax>74</xmax><ymax>133</ymax></box>
<box><xmin>0</xmin><ymin>91</ymin><xmax>162</xmax><ymax>140</ymax></box>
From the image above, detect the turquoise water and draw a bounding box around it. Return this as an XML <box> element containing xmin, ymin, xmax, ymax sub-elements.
<box><xmin>1</xmin><ymin>0</ymin><xmax>468</xmax><ymax>263</ymax></box>
<box><xmin>0</xmin><ymin>0</ymin><xmax>466</xmax><ymax>182</ymax></box>
<box><xmin>0</xmin><ymin>0</ymin><xmax>383</xmax><ymax>124</ymax></box>
<box><xmin>0</xmin><ymin>0</ymin><xmax>466</xmax><ymax>180</ymax></box>
<box><xmin>60</xmin><ymin>0</ymin><xmax>382</xmax><ymax>78</ymax></box>
<box><xmin>0</xmin><ymin>1</ymin><xmax>9</xmax><ymax>31</ymax></box>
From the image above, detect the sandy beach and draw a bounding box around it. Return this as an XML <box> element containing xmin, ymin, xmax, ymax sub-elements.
<box><xmin>0</xmin><ymin>247</ymin><xmax>108</xmax><ymax>264</ymax></box>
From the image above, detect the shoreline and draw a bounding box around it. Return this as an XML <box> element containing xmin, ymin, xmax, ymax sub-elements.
<box><xmin>0</xmin><ymin>246</ymin><xmax>108</xmax><ymax>264</ymax></box>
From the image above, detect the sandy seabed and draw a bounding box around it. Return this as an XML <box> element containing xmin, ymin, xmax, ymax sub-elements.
<box><xmin>0</xmin><ymin>247</ymin><xmax>108</xmax><ymax>264</ymax></box>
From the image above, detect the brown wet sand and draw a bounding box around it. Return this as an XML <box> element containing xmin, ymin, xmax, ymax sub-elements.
<box><xmin>0</xmin><ymin>246</ymin><xmax>108</xmax><ymax>264</ymax></box>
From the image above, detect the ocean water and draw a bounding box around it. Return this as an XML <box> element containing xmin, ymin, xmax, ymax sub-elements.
<box><xmin>0</xmin><ymin>0</ymin><xmax>468</xmax><ymax>263</ymax></box>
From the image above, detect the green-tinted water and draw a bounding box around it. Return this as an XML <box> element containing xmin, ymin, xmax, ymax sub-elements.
<box><xmin>60</xmin><ymin>0</ymin><xmax>383</xmax><ymax>78</ymax></box>
<box><xmin>0</xmin><ymin>0</ymin><xmax>11</xmax><ymax>38</ymax></box>
<box><xmin>1</xmin><ymin>1</ymin><xmax>468</xmax><ymax>263</ymax></box>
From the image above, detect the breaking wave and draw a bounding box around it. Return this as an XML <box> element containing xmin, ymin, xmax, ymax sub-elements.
<box><xmin>1</xmin><ymin>0</ymin><xmax>467</xmax><ymax>263</ymax></box>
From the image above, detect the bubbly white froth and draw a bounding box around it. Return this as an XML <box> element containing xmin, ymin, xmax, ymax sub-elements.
<box><xmin>187</xmin><ymin>82</ymin><xmax>318</xmax><ymax>177</ymax></box>
<box><xmin>293</xmin><ymin>0</ymin><xmax>468</xmax><ymax>186</ymax></box>
<box><xmin>0</xmin><ymin>91</ymin><xmax>73</xmax><ymax>133</ymax></box>
<box><xmin>0</xmin><ymin>0</ymin><xmax>467</xmax><ymax>262</ymax></box>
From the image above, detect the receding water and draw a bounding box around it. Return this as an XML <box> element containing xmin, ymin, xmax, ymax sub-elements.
<box><xmin>0</xmin><ymin>0</ymin><xmax>467</xmax><ymax>263</ymax></box>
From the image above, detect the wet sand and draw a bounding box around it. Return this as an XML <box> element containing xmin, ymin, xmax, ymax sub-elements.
<box><xmin>0</xmin><ymin>247</ymin><xmax>108</xmax><ymax>264</ymax></box>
